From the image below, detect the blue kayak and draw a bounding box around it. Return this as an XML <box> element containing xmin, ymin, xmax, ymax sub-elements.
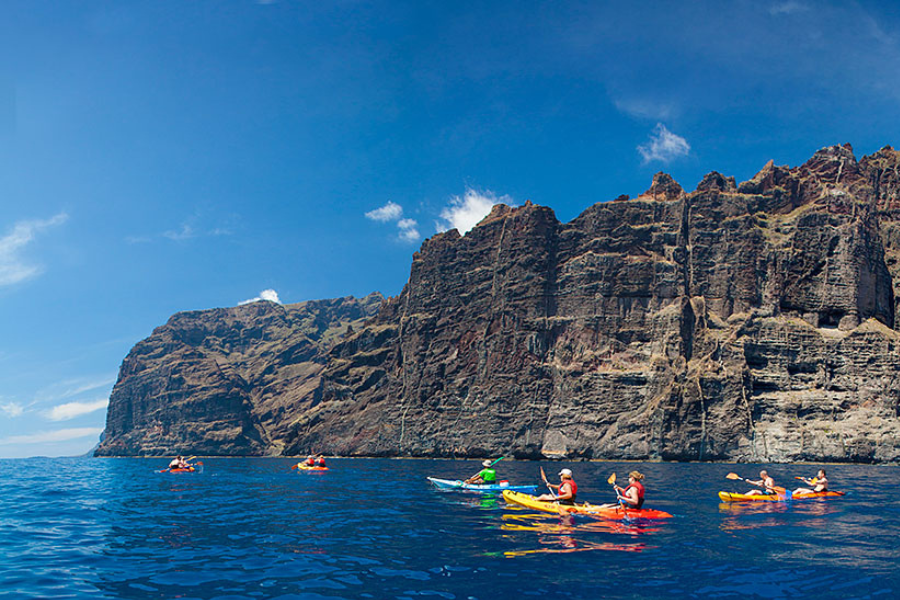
<box><xmin>427</xmin><ymin>477</ymin><xmax>538</xmax><ymax>493</ymax></box>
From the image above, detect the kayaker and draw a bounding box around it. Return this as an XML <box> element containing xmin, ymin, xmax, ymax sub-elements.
<box><xmin>793</xmin><ymin>469</ymin><xmax>828</xmax><ymax>494</ymax></box>
<box><xmin>304</xmin><ymin>455</ymin><xmax>316</xmax><ymax>467</ymax></box>
<box><xmin>536</xmin><ymin>468</ymin><xmax>577</xmax><ymax>505</ymax></box>
<box><xmin>168</xmin><ymin>455</ymin><xmax>188</xmax><ymax>470</ymax></box>
<box><xmin>744</xmin><ymin>470</ymin><xmax>777</xmax><ymax>495</ymax></box>
<box><xmin>315</xmin><ymin>456</ymin><xmax>327</xmax><ymax>468</ymax></box>
<box><xmin>600</xmin><ymin>471</ymin><xmax>645</xmax><ymax>509</ymax></box>
<box><xmin>465</xmin><ymin>460</ymin><xmax>498</xmax><ymax>485</ymax></box>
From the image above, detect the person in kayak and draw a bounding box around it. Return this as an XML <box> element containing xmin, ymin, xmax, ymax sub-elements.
<box><xmin>465</xmin><ymin>460</ymin><xmax>498</xmax><ymax>485</ymax></box>
<box><xmin>536</xmin><ymin>468</ymin><xmax>577</xmax><ymax>505</ymax></box>
<box><xmin>602</xmin><ymin>471</ymin><xmax>646</xmax><ymax>509</ymax></box>
<box><xmin>315</xmin><ymin>456</ymin><xmax>327</xmax><ymax>468</ymax></box>
<box><xmin>793</xmin><ymin>469</ymin><xmax>828</xmax><ymax>494</ymax></box>
<box><xmin>168</xmin><ymin>456</ymin><xmax>189</xmax><ymax>470</ymax></box>
<box><xmin>304</xmin><ymin>455</ymin><xmax>316</xmax><ymax>467</ymax></box>
<box><xmin>745</xmin><ymin>470</ymin><xmax>777</xmax><ymax>495</ymax></box>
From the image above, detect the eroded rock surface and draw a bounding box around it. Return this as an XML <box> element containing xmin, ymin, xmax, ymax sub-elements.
<box><xmin>100</xmin><ymin>145</ymin><xmax>900</xmax><ymax>463</ymax></box>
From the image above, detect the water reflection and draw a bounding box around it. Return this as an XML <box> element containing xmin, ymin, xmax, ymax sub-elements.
<box><xmin>499</xmin><ymin>506</ymin><xmax>658</xmax><ymax>557</ymax></box>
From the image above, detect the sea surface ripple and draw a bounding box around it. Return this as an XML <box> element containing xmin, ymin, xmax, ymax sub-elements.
<box><xmin>1</xmin><ymin>457</ymin><xmax>897</xmax><ymax>599</ymax></box>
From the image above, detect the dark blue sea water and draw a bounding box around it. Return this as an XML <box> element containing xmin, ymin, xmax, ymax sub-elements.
<box><xmin>1</xmin><ymin>458</ymin><xmax>898</xmax><ymax>599</ymax></box>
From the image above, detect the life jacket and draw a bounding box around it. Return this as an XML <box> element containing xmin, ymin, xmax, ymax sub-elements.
<box><xmin>305</xmin><ymin>458</ymin><xmax>316</xmax><ymax>466</ymax></box>
<box><xmin>561</xmin><ymin>479</ymin><xmax>578</xmax><ymax>501</ymax></box>
<box><xmin>315</xmin><ymin>458</ymin><xmax>326</xmax><ymax>467</ymax></box>
<box><xmin>624</xmin><ymin>481</ymin><xmax>645</xmax><ymax>509</ymax></box>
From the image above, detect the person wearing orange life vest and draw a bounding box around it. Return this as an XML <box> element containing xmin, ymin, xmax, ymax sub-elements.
<box><xmin>536</xmin><ymin>468</ymin><xmax>578</xmax><ymax>506</ymax></box>
<box><xmin>304</xmin><ymin>455</ymin><xmax>316</xmax><ymax>467</ymax></box>
<box><xmin>314</xmin><ymin>456</ymin><xmax>327</xmax><ymax>468</ymax></box>
<box><xmin>600</xmin><ymin>471</ymin><xmax>645</xmax><ymax>509</ymax></box>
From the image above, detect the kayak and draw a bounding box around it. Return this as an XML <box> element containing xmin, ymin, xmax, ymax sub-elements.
<box><xmin>718</xmin><ymin>490</ymin><xmax>845</xmax><ymax>502</ymax></box>
<box><xmin>502</xmin><ymin>490</ymin><xmax>673</xmax><ymax>520</ymax></box>
<box><xmin>427</xmin><ymin>477</ymin><xmax>537</xmax><ymax>493</ymax></box>
<box><xmin>296</xmin><ymin>464</ymin><xmax>329</xmax><ymax>471</ymax></box>
<box><xmin>162</xmin><ymin>466</ymin><xmax>197</xmax><ymax>473</ymax></box>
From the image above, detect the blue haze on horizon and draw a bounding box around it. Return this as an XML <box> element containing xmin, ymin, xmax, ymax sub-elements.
<box><xmin>3</xmin><ymin>1</ymin><xmax>900</xmax><ymax>458</ymax></box>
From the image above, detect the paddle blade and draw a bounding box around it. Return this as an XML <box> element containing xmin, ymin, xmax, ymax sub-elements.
<box><xmin>195</xmin><ymin>462</ymin><xmax>203</xmax><ymax>466</ymax></box>
<box><xmin>726</xmin><ymin>472</ymin><xmax>742</xmax><ymax>480</ymax></box>
<box><xmin>607</xmin><ymin>473</ymin><xmax>616</xmax><ymax>485</ymax></box>
<box><xmin>540</xmin><ymin>466</ymin><xmax>548</xmax><ymax>484</ymax></box>
<box><xmin>291</xmin><ymin>464</ymin><xmax>299</xmax><ymax>470</ymax></box>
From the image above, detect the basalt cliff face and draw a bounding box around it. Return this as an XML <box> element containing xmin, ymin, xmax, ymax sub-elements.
<box><xmin>100</xmin><ymin>145</ymin><xmax>900</xmax><ymax>463</ymax></box>
<box><xmin>95</xmin><ymin>294</ymin><xmax>383</xmax><ymax>456</ymax></box>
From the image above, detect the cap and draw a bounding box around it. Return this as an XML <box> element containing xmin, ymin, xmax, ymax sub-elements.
<box><xmin>482</xmin><ymin>460</ymin><xmax>492</xmax><ymax>467</ymax></box>
<box><xmin>558</xmin><ymin>468</ymin><xmax>573</xmax><ymax>478</ymax></box>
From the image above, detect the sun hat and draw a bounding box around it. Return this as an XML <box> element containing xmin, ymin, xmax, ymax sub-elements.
<box><xmin>558</xmin><ymin>468</ymin><xmax>573</xmax><ymax>477</ymax></box>
<box><xmin>482</xmin><ymin>460</ymin><xmax>492</xmax><ymax>467</ymax></box>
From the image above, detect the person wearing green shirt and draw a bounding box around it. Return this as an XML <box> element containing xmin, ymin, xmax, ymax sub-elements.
<box><xmin>465</xmin><ymin>460</ymin><xmax>498</xmax><ymax>485</ymax></box>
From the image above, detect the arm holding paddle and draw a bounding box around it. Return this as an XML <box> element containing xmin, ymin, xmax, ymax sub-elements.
<box><xmin>464</xmin><ymin>457</ymin><xmax>503</xmax><ymax>484</ymax></box>
<box><xmin>727</xmin><ymin>471</ymin><xmax>786</xmax><ymax>496</ymax></box>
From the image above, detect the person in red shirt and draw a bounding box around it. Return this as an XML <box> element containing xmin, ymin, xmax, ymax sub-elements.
<box><xmin>537</xmin><ymin>468</ymin><xmax>578</xmax><ymax>505</ymax></box>
<box><xmin>601</xmin><ymin>471</ymin><xmax>645</xmax><ymax>509</ymax></box>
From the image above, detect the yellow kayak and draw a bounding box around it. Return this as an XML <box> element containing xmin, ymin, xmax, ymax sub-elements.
<box><xmin>502</xmin><ymin>490</ymin><xmax>672</xmax><ymax>520</ymax></box>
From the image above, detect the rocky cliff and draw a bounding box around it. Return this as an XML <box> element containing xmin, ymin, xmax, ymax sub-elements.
<box><xmin>95</xmin><ymin>294</ymin><xmax>383</xmax><ymax>456</ymax></box>
<box><xmin>99</xmin><ymin>144</ymin><xmax>900</xmax><ymax>463</ymax></box>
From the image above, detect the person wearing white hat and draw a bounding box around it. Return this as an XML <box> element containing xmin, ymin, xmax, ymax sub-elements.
<box><xmin>464</xmin><ymin>459</ymin><xmax>498</xmax><ymax>485</ymax></box>
<box><xmin>537</xmin><ymin>468</ymin><xmax>578</xmax><ymax>505</ymax></box>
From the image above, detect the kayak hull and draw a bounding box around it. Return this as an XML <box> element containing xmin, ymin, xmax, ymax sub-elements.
<box><xmin>427</xmin><ymin>477</ymin><xmax>537</xmax><ymax>493</ymax></box>
<box><xmin>718</xmin><ymin>490</ymin><xmax>845</xmax><ymax>502</ymax></box>
<box><xmin>502</xmin><ymin>490</ymin><xmax>673</xmax><ymax>520</ymax></box>
<box><xmin>165</xmin><ymin>467</ymin><xmax>196</xmax><ymax>473</ymax></box>
<box><xmin>296</xmin><ymin>465</ymin><xmax>329</xmax><ymax>471</ymax></box>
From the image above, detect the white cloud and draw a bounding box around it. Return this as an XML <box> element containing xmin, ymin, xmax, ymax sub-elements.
<box><xmin>436</xmin><ymin>189</ymin><xmax>512</xmax><ymax>235</ymax></box>
<box><xmin>0</xmin><ymin>213</ymin><xmax>68</xmax><ymax>287</ymax></box>
<box><xmin>0</xmin><ymin>402</ymin><xmax>24</xmax><ymax>417</ymax></box>
<box><xmin>365</xmin><ymin>201</ymin><xmax>404</xmax><ymax>222</ymax></box>
<box><xmin>163</xmin><ymin>223</ymin><xmax>195</xmax><ymax>241</ymax></box>
<box><xmin>33</xmin><ymin>376</ymin><xmax>116</xmax><ymax>405</ymax></box>
<box><xmin>637</xmin><ymin>124</ymin><xmax>691</xmax><ymax>164</ymax></box>
<box><xmin>397</xmin><ymin>218</ymin><xmax>420</xmax><ymax>243</ymax></box>
<box><xmin>0</xmin><ymin>427</ymin><xmax>103</xmax><ymax>445</ymax></box>
<box><xmin>44</xmin><ymin>399</ymin><xmax>109</xmax><ymax>422</ymax></box>
<box><xmin>239</xmin><ymin>289</ymin><xmax>281</xmax><ymax>305</ymax></box>
<box><xmin>769</xmin><ymin>2</ymin><xmax>808</xmax><ymax>15</ymax></box>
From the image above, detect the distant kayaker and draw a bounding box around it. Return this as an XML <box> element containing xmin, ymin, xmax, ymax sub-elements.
<box><xmin>793</xmin><ymin>469</ymin><xmax>828</xmax><ymax>494</ymax></box>
<box><xmin>536</xmin><ymin>468</ymin><xmax>577</xmax><ymax>505</ymax></box>
<box><xmin>465</xmin><ymin>460</ymin><xmax>498</xmax><ymax>485</ymax></box>
<box><xmin>600</xmin><ymin>471</ymin><xmax>645</xmax><ymax>509</ymax></box>
<box><xmin>304</xmin><ymin>455</ymin><xmax>316</xmax><ymax>467</ymax></box>
<box><xmin>745</xmin><ymin>470</ymin><xmax>777</xmax><ymax>495</ymax></box>
<box><xmin>315</xmin><ymin>456</ymin><xmax>327</xmax><ymax>468</ymax></box>
<box><xmin>168</xmin><ymin>455</ymin><xmax>188</xmax><ymax>470</ymax></box>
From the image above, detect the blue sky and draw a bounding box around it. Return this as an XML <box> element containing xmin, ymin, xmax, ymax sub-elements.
<box><xmin>3</xmin><ymin>1</ymin><xmax>900</xmax><ymax>458</ymax></box>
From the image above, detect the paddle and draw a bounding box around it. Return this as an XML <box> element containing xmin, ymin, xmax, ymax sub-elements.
<box><xmin>794</xmin><ymin>476</ymin><xmax>818</xmax><ymax>484</ymax></box>
<box><xmin>726</xmin><ymin>472</ymin><xmax>787</xmax><ymax>494</ymax></box>
<box><xmin>465</xmin><ymin>457</ymin><xmax>504</xmax><ymax>484</ymax></box>
<box><xmin>540</xmin><ymin>466</ymin><xmax>556</xmax><ymax>498</ymax></box>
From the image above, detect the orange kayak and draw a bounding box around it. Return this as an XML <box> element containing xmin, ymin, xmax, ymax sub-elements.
<box><xmin>296</xmin><ymin>464</ymin><xmax>328</xmax><ymax>471</ymax></box>
<box><xmin>502</xmin><ymin>490</ymin><xmax>673</xmax><ymax>520</ymax></box>
<box><xmin>718</xmin><ymin>490</ymin><xmax>845</xmax><ymax>502</ymax></box>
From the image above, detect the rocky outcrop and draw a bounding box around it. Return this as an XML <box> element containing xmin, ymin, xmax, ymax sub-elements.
<box><xmin>283</xmin><ymin>144</ymin><xmax>900</xmax><ymax>463</ymax></box>
<box><xmin>100</xmin><ymin>144</ymin><xmax>900</xmax><ymax>463</ymax></box>
<box><xmin>95</xmin><ymin>294</ymin><xmax>383</xmax><ymax>456</ymax></box>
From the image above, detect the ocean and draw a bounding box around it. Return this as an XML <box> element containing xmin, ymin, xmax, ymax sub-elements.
<box><xmin>1</xmin><ymin>457</ymin><xmax>897</xmax><ymax>599</ymax></box>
